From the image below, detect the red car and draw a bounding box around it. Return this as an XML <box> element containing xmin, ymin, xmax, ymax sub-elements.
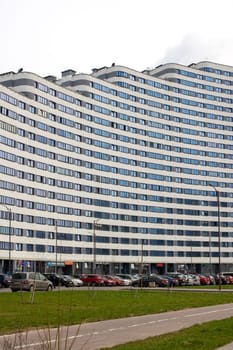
<box><xmin>80</xmin><ymin>274</ymin><xmax>105</xmax><ymax>286</ymax></box>
<box><xmin>222</xmin><ymin>273</ymin><xmax>233</xmax><ymax>284</ymax></box>
<box><xmin>198</xmin><ymin>274</ymin><xmax>210</xmax><ymax>285</ymax></box>
<box><xmin>106</xmin><ymin>275</ymin><xmax>125</xmax><ymax>286</ymax></box>
<box><xmin>102</xmin><ymin>275</ymin><xmax>117</xmax><ymax>286</ymax></box>
<box><xmin>226</xmin><ymin>275</ymin><xmax>233</xmax><ymax>284</ymax></box>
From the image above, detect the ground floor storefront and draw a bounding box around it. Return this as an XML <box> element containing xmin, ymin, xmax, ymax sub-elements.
<box><xmin>1</xmin><ymin>258</ymin><xmax>232</xmax><ymax>277</ymax></box>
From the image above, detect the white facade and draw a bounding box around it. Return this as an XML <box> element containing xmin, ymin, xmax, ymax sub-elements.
<box><xmin>0</xmin><ymin>61</ymin><xmax>233</xmax><ymax>275</ymax></box>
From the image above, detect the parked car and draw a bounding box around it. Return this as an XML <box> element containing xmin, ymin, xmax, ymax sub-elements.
<box><xmin>134</xmin><ymin>274</ymin><xmax>169</xmax><ymax>288</ymax></box>
<box><xmin>43</xmin><ymin>273</ymin><xmax>74</xmax><ymax>287</ymax></box>
<box><xmin>116</xmin><ymin>274</ymin><xmax>136</xmax><ymax>286</ymax></box>
<box><xmin>182</xmin><ymin>274</ymin><xmax>195</xmax><ymax>286</ymax></box>
<box><xmin>221</xmin><ymin>272</ymin><xmax>233</xmax><ymax>284</ymax></box>
<box><xmin>190</xmin><ymin>274</ymin><xmax>201</xmax><ymax>286</ymax></box>
<box><xmin>152</xmin><ymin>275</ymin><xmax>169</xmax><ymax>287</ymax></box>
<box><xmin>69</xmin><ymin>276</ymin><xmax>83</xmax><ymax>287</ymax></box>
<box><xmin>0</xmin><ymin>274</ymin><xmax>11</xmax><ymax>288</ymax></box>
<box><xmin>166</xmin><ymin>272</ymin><xmax>186</xmax><ymax>286</ymax></box>
<box><xmin>43</xmin><ymin>273</ymin><xmax>73</xmax><ymax>287</ymax></box>
<box><xmin>109</xmin><ymin>275</ymin><xmax>126</xmax><ymax>286</ymax></box>
<box><xmin>102</xmin><ymin>275</ymin><xmax>117</xmax><ymax>286</ymax></box>
<box><xmin>226</xmin><ymin>275</ymin><xmax>233</xmax><ymax>284</ymax></box>
<box><xmin>11</xmin><ymin>272</ymin><xmax>53</xmax><ymax>292</ymax></box>
<box><xmin>198</xmin><ymin>274</ymin><xmax>210</xmax><ymax>285</ymax></box>
<box><xmin>215</xmin><ymin>273</ymin><xmax>228</xmax><ymax>285</ymax></box>
<box><xmin>43</xmin><ymin>273</ymin><xmax>61</xmax><ymax>287</ymax></box>
<box><xmin>60</xmin><ymin>275</ymin><xmax>74</xmax><ymax>287</ymax></box>
<box><xmin>79</xmin><ymin>274</ymin><xmax>105</xmax><ymax>286</ymax></box>
<box><xmin>204</xmin><ymin>274</ymin><xmax>216</xmax><ymax>285</ymax></box>
<box><xmin>162</xmin><ymin>274</ymin><xmax>179</xmax><ymax>287</ymax></box>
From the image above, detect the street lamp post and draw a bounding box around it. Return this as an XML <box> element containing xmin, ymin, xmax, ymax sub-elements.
<box><xmin>210</xmin><ymin>184</ymin><xmax>221</xmax><ymax>291</ymax></box>
<box><xmin>185</xmin><ymin>239</ymin><xmax>193</xmax><ymax>273</ymax></box>
<box><xmin>55</xmin><ymin>220</ymin><xmax>58</xmax><ymax>274</ymax></box>
<box><xmin>140</xmin><ymin>239</ymin><xmax>144</xmax><ymax>275</ymax></box>
<box><xmin>93</xmin><ymin>219</ymin><xmax>101</xmax><ymax>274</ymax></box>
<box><xmin>190</xmin><ymin>239</ymin><xmax>193</xmax><ymax>273</ymax></box>
<box><xmin>209</xmin><ymin>231</ymin><xmax>212</xmax><ymax>274</ymax></box>
<box><xmin>4</xmin><ymin>206</ymin><xmax>12</xmax><ymax>274</ymax></box>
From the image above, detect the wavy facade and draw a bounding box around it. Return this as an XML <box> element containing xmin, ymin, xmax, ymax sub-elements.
<box><xmin>0</xmin><ymin>61</ymin><xmax>233</xmax><ymax>275</ymax></box>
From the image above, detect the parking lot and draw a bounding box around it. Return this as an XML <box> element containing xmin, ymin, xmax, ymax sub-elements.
<box><xmin>1</xmin><ymin>271</ymin><xmax>233</xmax><ymax>293</ymax></box>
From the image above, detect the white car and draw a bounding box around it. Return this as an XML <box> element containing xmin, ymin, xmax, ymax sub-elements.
<box><xmin>70</xmin><ymin>277</ymin><xmax>83</xmax><ymax>287</ymax></box>
<box><xmin>115</xmin><ymin>274</ymin><xmax>133</xmax><ymax>286</ymax></box>
<box><xmin>190</xmin><ymin>274</ymin><xmax>201</xmax><ymax>286</ymax></box>
<box><xmin>184</xmin><ymin>274</ymin><xmax>196</xmax><ymax>286</ymax></box>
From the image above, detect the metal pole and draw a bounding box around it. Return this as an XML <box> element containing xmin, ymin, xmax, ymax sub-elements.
<box><xmin>93</xmin><ymin>219</ymin><xmax>101</xmax><ymax>274</ymax></box>
<box><xmin>55</xmin><ymin>221</ymin><xmax>58</xmax><ymax>274</ymax></box>
<box><xmin>209</xmin><ymin>231</ymin><xmax>212</xmax><ymax>274</ymax></box>
<box><xmin>93</xmin><ymin>222</ymin><xmax>96</xmax><ymax>274</ymax></box>
<box><xmin>210</xmin><ymin>184</ymin><xmax>221</xmax><ymax>291</ymax></box>
<box><xmin>140</xmin><ymin>239</ymin><xmax>144</xmax><ymax>275</ymax></box>
<box><xmin>190</xmin><ymin>240</ymin><xmax>193</xmax><ymax>273</ymax></box>
<box><xmin>9</xmin><ymin>208</ymin><xmax>12</xmax><ymax>274</ymax></box>
<box><xmin>93</xmin><ymin>220</ymin><xmax>97</xmax><ymax>274</ymax></box>
<box><xmin>216</xmin><ymin>189</ymin><xmax>221</xmax><ymax>291</ymax></box>
<box><xmin>4</xmin><ymin>206</ymin><xmax>12</xmax><ymax>274</ymax></box>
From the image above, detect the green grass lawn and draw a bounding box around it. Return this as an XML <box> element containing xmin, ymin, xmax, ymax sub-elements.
<box><xmin>0</xmin><ymin>288</ymin><xmax>233</xmax><ymax>336</ymax></box>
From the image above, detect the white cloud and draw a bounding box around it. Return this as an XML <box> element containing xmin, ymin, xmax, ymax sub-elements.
<box><xmin>154</xmin><ymin>33</ymin><xmax>233</xmax><ymax>67</ymax></box>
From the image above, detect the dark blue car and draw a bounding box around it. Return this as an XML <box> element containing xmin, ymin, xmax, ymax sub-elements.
<box><xmin>0</xmin><ymin>274</ymin><xmax>11</xmax><ymax>288</ymax></box>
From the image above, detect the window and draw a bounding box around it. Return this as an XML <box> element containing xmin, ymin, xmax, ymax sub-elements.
<box><xmin>27</xmin><ymin>244</ymin><xmax>33</xmax><ymax>251</ymax></box>
<box><xmin>15</xmin><ymin>243</ymin><xmax>23</xmax><ymax>251</ymax></box>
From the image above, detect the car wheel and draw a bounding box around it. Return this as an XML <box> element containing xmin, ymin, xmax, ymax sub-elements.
<box><xmin>47</xmin><ymin>285</ymin><xmax>53</xmax><ymax>291</ymax></box>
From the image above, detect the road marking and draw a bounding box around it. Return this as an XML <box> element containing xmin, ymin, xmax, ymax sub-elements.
<box><xmin>157</xmin><ymin>317</ymin><xmax>177</xmax><ymax>322</ymax></box>
<box><xmin>184</xmin><ymin>307</ymin><xmax>233</xmax><ymax>318</ymax></box>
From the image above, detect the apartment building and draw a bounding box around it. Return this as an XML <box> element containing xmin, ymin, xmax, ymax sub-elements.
<box><xmin>0</xmin><ymin>61</ymin><xmax>233</xmax><ymax>275</ymax></box>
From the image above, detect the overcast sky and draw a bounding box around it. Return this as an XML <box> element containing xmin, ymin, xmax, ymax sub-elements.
<box><xmin>1</xmin><ymin>0</ymin><xmax>233</xmax><ymax>77</ymax></box>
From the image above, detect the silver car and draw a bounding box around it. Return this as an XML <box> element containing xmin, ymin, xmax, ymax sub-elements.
<box><xmin>11</xmin><ymin>272</ymin><xmax>53</xmax><ymax>292</ymax></box>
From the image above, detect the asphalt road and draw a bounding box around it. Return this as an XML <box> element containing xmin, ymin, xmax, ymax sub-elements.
<box><xmin>1</xmin><ymin>303</ymin><xmax>233</xmax><ymax>350</ymax></box>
